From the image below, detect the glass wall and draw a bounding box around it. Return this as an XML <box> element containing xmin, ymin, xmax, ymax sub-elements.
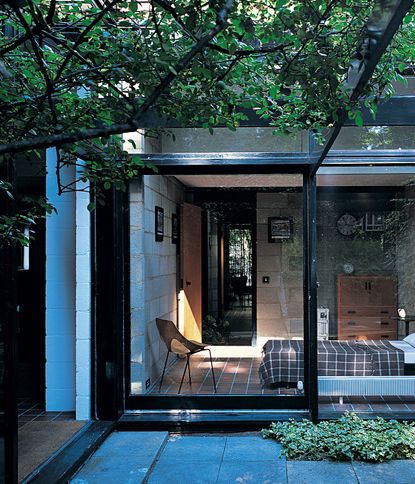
<box><xmin>124</xmin><ymin>128</ymin><xmax>308</xmax><ymax>154</ymax></box>
<box><xmin>129</xmin><ymin>174</ymin><xmax>305</xmax><ymax>398</ymax></box>
<box><xmin>332</xmin><ymin>126</ymin><xmax>415</xmax><ymax>151</ymax></box>
<box><xmin>317</xmin><ymin>171</ymin><xmax>415</xmax><ymax>413</ymax></box>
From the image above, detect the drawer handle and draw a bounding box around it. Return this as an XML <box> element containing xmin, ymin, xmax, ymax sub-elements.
<box><xmin>381</xmin><ymin>322</ymin><xmax>389</xmax><ymax>326</ymax></box>
<box><xmin>380</xmin><ymin>310</ymin><xmax>389</xmax><ymax>314</ymax></box>
<box><xmin>347</xmin><ymin>310</ymin><xmax>356</xmax><ymax>314</ymax></box>
<box><xmin>347</xmin><ymin>321</ymin><xmax>356</xmax><ymax>326</ymax></box>
<box><xmin>348</xmin><ymin>335</ymin><xmax>357</xmax><ymax>338</ymax></box>
<box><xmin>381</xmin><ymin>335</ymin><xmax>389</xmax><ymax>339</ymax></box>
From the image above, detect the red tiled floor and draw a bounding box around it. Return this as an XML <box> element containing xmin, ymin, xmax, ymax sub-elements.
<box><xmin>148</xmin><ymin>357</ymin><xmax>415</xmax><ymax>414</ymax></box>
<box><xmin>149</xmin><ymin>356</ymin><xmax>299</xmax><ymax>395</ymax></box>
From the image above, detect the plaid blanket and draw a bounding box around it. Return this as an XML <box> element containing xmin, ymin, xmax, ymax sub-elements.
<box><xmin>259</xmin><ymin>339</ymin><xmax>404</xmax><ymax>387</ymax></box>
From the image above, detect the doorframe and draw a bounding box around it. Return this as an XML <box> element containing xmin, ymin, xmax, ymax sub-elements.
<box><xmin>124</xmin><ymin>166</ymin><xmax>318</xmax><ymax>416</ymax></box>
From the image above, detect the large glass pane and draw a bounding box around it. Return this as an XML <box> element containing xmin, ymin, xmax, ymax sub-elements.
<box><xmin>129</xmin><ymin>174</ymin><xmax>305</xmax><ymax>397</ymax></box>
<box><xmin>317</xmin><ymin>171</ymin><xmax>415</xmax><ymax>414</ymax></box>
<box><xmin>331</xmin><ymin>126</ymin><xmax>415</xmax><ymax>151</ymax></box>
<box><xmin>124</xmin><ymin>128</ymin><xmax>308</xmax><ymax>154</ymax></box>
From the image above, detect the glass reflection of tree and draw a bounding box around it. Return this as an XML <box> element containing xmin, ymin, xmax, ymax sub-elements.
<box><xmin>360</xmin><ymin>126</ymin><xmax>392</xmax><ymax>150</ymax></box>
<box><xmin>229</xmin><ymin>228</ymin><xmax>252</xmax><ymax>286</ymax></box>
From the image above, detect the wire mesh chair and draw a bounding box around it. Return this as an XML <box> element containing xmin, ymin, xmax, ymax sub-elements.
<box><xmin>156</xmin><ymin>318</ymin><xmax>217</xmax><ymax>394</ymax></box>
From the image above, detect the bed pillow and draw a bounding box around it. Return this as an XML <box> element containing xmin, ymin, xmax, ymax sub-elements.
<box><xmin>403</xmin><ymin>333</ymin><xmax>415</xmax><ymax>347</ymax></box>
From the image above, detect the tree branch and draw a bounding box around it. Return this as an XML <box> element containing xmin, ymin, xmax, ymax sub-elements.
<box><xmin>0</xmin><ymin>0</ymin><xmax>234</xmax><ymax>156</ymax></box>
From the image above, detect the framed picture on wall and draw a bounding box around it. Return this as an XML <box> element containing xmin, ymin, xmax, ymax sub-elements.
<box><xmin>268</xmin><ymin>216</ymin><xmax>293</xmax><ymax>242</ymax></box>
<box><xmin>171</xmin><ymin>213</ymin><xmax>179</xmax><ymax>244</ymax></box>
<box><xmin>365</xmin><ymin>212</ymin><xmax>384</xmax><ymax>232</ymax></box>
<box><xmin>155</xmin><ymin>206</ymin><xmax>164</xmax><ymax>242</ymax></box>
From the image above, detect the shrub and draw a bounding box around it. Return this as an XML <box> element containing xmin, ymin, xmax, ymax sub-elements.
<box><xmin>262</xmin><ymin>412</ymin><xmax>415</xmax><ymax>462</ymax></box>
<box><xmin>202</xmin><ymin>315</ymin><xmax>230</xmax><ymax>344</ymax></box>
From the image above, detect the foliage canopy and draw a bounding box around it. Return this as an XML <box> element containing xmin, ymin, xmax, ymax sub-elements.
<box><xmin>0</xmin><ymin>0</ymin><xmax>414</xmax><ymax>244</ymax></box>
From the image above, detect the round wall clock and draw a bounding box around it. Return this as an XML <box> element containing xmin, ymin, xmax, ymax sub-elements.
<box><xmin>343</xmin><ymin>263</ymin><xmax>354</xmax><ymax>274</ymax></box>
<box><xmin>336</xmin><ymin>213</ymin><xmax>358</xmax><ymax>236</ymax></box>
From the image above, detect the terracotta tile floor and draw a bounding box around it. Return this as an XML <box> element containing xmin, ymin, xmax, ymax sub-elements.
<box><xmin>319</xmin><ymin>395</ymin><xmax>415</xmax><ymax>413</ymax></box>
<box><xmin>149</xmin><ymin>356</ymin><xmax>415</xmax><ymax>413</ymax></box>
<box><xmin>149</xmin><ymin>356</ymin><xmax>299</xmax><ymax>395</ymax></box>
<box><xmin>18</xmin><ymin>398</ymin><xmax>75</xmax><ymax>428</ymax></box>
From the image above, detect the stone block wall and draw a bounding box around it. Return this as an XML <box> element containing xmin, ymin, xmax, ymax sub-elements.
<box><xmin>130</xmin><ymin>175</ymin><xmax>185</xmax><ymax>394</ymax></box>
<box><xmin>256</xmin><ymin>192</ymin><xmax>304</xmax><ymax>344</ymax></box>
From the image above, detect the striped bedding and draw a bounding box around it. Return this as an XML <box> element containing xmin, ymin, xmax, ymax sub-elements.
<box><xmin>259</xmin><ymin>339</ymin><xmax>404</xmax><ymax>387</ymax></box>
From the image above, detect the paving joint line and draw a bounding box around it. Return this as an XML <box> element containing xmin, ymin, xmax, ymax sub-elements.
<box><xmin>142</xmin><ymin>432</ymin><xmax>170</xmax><ymax>484</ymax></box>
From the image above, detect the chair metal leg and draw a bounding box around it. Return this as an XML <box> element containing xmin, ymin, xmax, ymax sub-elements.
<box><xmin>178</xmin><ymin>356</ymin><xmax>189</xmax><ymax>394</ymax></box>
<box><xmin>187</xmin><ymin>355</ymin><xmax>192</xmax><ymax>385</ymax></box>
<box><xmin>159</xmin><ymin>351</ymin><xmax>170</xmax><ymax>392</ymax></box>
<box><xmin>207</xmin><ymin>348</ymin><xmax>217</xmax><ymax>393</ymax></box>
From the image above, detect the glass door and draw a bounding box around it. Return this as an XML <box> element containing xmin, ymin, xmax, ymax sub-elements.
<box><xmin>127</xmin><ymin>173</ymin><xmax>311</xmax><ymax>411</ymax></box>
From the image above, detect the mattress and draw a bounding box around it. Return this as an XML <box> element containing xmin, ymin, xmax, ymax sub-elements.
<box><xmin>259</xmin><ymin>339</ymin><xmax>405</xmax><ymax>387</ymax></box>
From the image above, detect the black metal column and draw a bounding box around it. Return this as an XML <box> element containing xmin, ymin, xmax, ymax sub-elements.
<box><xmin>0</xmin><ymin>157</ymin><xmax>18</xmax><ymax>483</ymax></box>
<box><xmin>94</xmin><ymin>188</ymin><xmax>127</xmax><ymax>421</ymax></box>
<box><xmin>303</xmin><ymin>173</ymin><xmax>318</xmax><ymax>422</ymax></box>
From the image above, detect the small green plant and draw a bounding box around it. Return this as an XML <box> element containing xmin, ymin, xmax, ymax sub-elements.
<box><xmin>262</xmin><ymin>412</ymin><xmax>415</xmax><ymax>462</ymax></box>
<box><xmin>202</xmin><ymin>315</ymin><xmax>230</xmax><ymax>345</ymax></box>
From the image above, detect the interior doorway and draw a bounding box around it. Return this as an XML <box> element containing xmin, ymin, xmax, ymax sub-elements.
<box><xmin>223</xmin><ymin>224</ymin><xmax>254</xmax><ymax>345</ymax></box>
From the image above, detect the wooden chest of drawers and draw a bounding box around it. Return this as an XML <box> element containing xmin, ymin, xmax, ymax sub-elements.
<box><xmin>337</xmin><ymin>275</ymin><xmax>397</xmax><ymax>340</ymax></box>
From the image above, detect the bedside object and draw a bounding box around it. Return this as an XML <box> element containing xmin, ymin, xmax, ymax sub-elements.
<box><xmin>392</xmin><ymin>309</ymin><xmax>415</xmax><ymax>337</ymax></box>
<box><xmin>317</xmin><ymin>307</ymin><xmax>329</xmax><ymax>340</ymax></box>
<box><xmin>336</xmin><ymin>213</ymin><xmax>358</xmax><ymax>236</ymax></box>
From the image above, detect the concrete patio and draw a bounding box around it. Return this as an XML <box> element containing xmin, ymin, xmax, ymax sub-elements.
<box><xmin>70</xmin><ymin>431</ymin><xmax>415</xmax><ymax>484</ymax></box>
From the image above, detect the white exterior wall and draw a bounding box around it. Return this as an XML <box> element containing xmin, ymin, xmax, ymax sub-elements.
<box><xmin>46</xmin><ymin>149</ymin><xmax>76</xmax><ymax>411</ymax></box>
<box><xmin>45</xmin><ymin>150</ymin><xmax>91</xmax><ymax>417</ymax></box>
<box><xmin>75</xmin><ymin>179</ymin><xmax>91</xmax><ymax>420</ymax></box>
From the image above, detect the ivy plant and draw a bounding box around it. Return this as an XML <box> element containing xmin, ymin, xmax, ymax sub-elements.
<box><xmin>262</xmin><ymin>412</ymin><xmax>415</xmax><ymax>462</ymax></box>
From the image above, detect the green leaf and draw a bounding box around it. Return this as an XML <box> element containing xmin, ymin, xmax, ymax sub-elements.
<box><xmin>355</xmin><ymin>112</ymin><xmax>363</xmax><ymax>127</ymax></box>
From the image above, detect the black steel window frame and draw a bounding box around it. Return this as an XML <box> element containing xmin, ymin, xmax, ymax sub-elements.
<box><xmin>124</xmin><ymin>167</ymin><xmax>318</xmax><ymax>416</ymax></box>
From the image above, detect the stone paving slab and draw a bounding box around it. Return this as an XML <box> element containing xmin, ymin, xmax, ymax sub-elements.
<box><xmin>68</xmin><ymin>431</ymin><xmax>415</xmax><ymax>484</ymax></box>
<box><xmin>70</xmin><ymin>431</ymin><xmax>167</xmax><ymax>484</ymax></box>
<box><xmin>353</xmin><ymin>460</ymin><xmax>415</xmax><ymax>484</ymax></box>
<box><xmin>147</xmin><ymin>460</ymin><xmax>221</xmax><ymax>484</ymax></box>
<box><xmin>286</xmin><ymin>461</ymin><xmax>358</xmax><ymax>484</ymax></box>
<box><xmin>223</xmin><ymin>436</ymin><xmax>283</xmax><ymax>462</ymax></box>
<box><xmin>158</xmin><ymin>435</ymin><xmax>226</xmax><ymax>463</ymax></box>
<box><xmin>147</xmin><ymin>434</ymin><xmax>286</xmax><ymax>484</ymax></box>
<box><xmin>217</xmin><ymin>459</ymin><xmax>287</xmax><ymax>484</ymax></box>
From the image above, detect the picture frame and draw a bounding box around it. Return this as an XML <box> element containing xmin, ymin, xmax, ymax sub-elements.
<box><xmin>155</xmin><ymin>206</ymin><xmax>164</xmax><ymax>242</ymax></box>
<box><xmin>171</xmin><ymin>213</ymin><xmax>179</xmax><ymax>244</ymax></box>
<box><xmin>364</xmin><ymin>212</ymin><xmax>384</xmax><ymax>232</ymax></box>
<box><xmin>268</xmin><ymin>216</ymin><xmax>293</xmax><ymax>242</ymax></box>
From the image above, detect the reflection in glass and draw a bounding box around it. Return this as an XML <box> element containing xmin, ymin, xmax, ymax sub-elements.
<box><xmin>317</xmin><ymin>173</ymin><xmax>415</xmax><ymax>414</ymax></box>
<box><xmin>332</xmin><ymin>126</ymin><xmax>415</xmax><ymax>151</ymax></box>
